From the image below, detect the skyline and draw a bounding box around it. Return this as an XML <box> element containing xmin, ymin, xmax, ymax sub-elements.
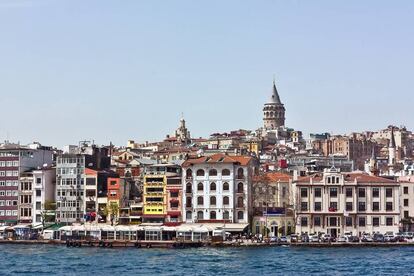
<box><xmin>0</xmin><ymin>0</ymin><xmax>413</xmax><ymax>147</ymax></box>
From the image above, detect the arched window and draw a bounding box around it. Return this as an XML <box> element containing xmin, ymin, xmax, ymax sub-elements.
<box><xmin>186</xmin><ymin>169</ymin><xmax>192</xmax><ymax>179</ymax></box>
<box><xmin>186</xmin><ymin>183</ymin><xmax>192</xmax><ymax>193</ymax></box>
<box><xmin>237</xmin><ymin>168</ymin><xmax>244</xmax><ymax>179</ymax></box>
<box><xmin>222</xmin><ymin>169</ymin><xmax>230</xmax><ymax>176</ymax></box>
<box><xmin>210</xmin><ymin>211</ymin><xmax>216</xmax><ymax>220</ymax></box>
<box><xmin>209</xmin><ymin>169</ymin><xmax>217</xmax><ymax>176</ymax></box>
<box><xmin>270</xmin><ymin>111</ymin><xmax>274</xmax><ymax>117</ymax></box>
<box><xmin>237</xmin><ymin>211</ymin><xmax>244</xmax><ymax>220</ymax></box>
<box><xmin>197</xmin><ymin>183</ymin><xmax>203</xmax><ymax>191</ymax></box>
<box><xmin>186</xmin><ymin>211</ymin><xmax>192</xmax><ymax>220</ymax></box>
<box><xmin>223</xmin><ymin>211</ymin><xmax>229</xmax><ymax>220</ymax></box>
<box><xmin>210</xmin><ymin>196</ymin><xmax>216</xmax><ymax>206</ymax></box>
<box><xmin>223</xmin><ymin>182</ymin><xmax>229</xmax><ymax>191</ymax></box>
<box><xmin>186</xmin><ymin>197</ymin><xmax>192</xmax><ymax>207</ymax></box>
<box><xmin>237</xmin><ymin>182</ymin><xmax>244</xmax><ymax>193</ymax></box>
<box><xmin>237</xmin><ymin>197</ymin><xmax>244</xmax><ymax>208</ymax></box>
<box><xmin>210</xmin><ymin>182</ymin><xmax>216</xmax><ymax>191</ymax></box>
<box><xmin>223</xmin><ymin>196</ymin><xmax>229</xmax><ymax>205</ymax></box>
<box><xmin>197</xmin><ymin>196</ymin><xmax>204</xmax><ymax>205</ymax></box>
<box><xmin>196</xmin><ymin>169</ymin><xmax>205</xmax><ymax>176</ymax></box>
<box><xmin>197</xmin><ymin>211</ymin><xmax>204</xmax><ymax>220</ymax></box>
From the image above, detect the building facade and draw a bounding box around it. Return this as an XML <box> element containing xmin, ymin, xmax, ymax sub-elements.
<box><xmin>182</xmin><ymin>154</ymin><xmax>257</xmax><ymax>225</ymax></box>
<box><xmin>294</xmin><ymin>168</ymin><xmax>400</xmax><ymax>237</ymax></box>
<box><xmin>0</xmin><ymin>142</ymin><xmax>53</xmax><ymax>225</ymax></box>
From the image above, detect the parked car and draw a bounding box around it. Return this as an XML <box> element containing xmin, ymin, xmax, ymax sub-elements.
<box><xmin>373</xmin><ymin>234</ymin><xmax>385</xmax><ymax>242</ymax></box>
<box><xmin>384</xmin><ymin>232</ymin><xmax>396</xmax><ymax>242</ymax></box>
<box><xmin>336</xmin><ymin>236</ymin><xmax>347</xmax><ymax>243</ymax></box>
<box><xmin>290</xmin><ymin>234</ymin><xmax>299</xmax><ymax>243</ymax></box>
<box><xmin>361</xmin><ymin>233</ymin><xmax>373</xmax><ymax>242</ymax></box>
<box><xmin>270</xmin><ymin>236</ymin><xmax>278</xmax><ymax>243</ymax></box>
<box><xmin>394</xmin><ymin>233</ymin><xmax>405</xmax><ymax>242</ymax></box>
<box><xmin>300</xmin><ymin>234</ymin><xmax>309</xmax><ymax>243</ymax></box>
<box><xmin>321</xmin><ymin>234</ymin><xmax>333</xmax><ymax>242</ymax></box>
<box><xmin>349</xmin><ymin>236</ymin><xmax>360</xmax><ymax>243</ymax></box>
<box><xmin>279</xmin><ymin>236</ymin><xmax>288</xmax><ymax>243</ymax></box>
<box><xmin>309</xmin><ymin>234</ymin><xmax>320</xmax><ymax>243</ymax></box>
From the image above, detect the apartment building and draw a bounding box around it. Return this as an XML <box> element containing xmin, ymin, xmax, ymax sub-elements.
<box><xmin>294</xmin><ymin>168</ymin><xmax>400</xmax><ymax>237</ymax></box>
<box><xmin>142</xmin><ymin>164</ymin><xmax>181</xmax><ymax>223</ymax></box>
<box><xmin>0</xmin><ymin>142</ymin><xmax>53</xmax><ymax>225</ymax></box>
<box><xmin>182</xmin><ymin>153</ymin><xmax>258</xmax><ymax>225</ymax></box>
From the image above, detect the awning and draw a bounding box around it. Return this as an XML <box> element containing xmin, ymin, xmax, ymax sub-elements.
<box><xmin>12</xmin><ymin>224</ymin><xmax>31</xmax><ymax>229</ymax></box>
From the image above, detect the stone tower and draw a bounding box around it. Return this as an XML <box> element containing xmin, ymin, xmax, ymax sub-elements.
<box><xmin>263</xmin><ymin>80</ymin><xmax>285</xmax><ymax>130</ymax></box>
<box><xmin>175</xmin><ymin>116</ymin><xmax>191</xmax><ymax>145</ymax></box>
<box><xmin>388</xmin><ymin>127</ymin><xmax>396</xmax><ymax>174</ymax></box>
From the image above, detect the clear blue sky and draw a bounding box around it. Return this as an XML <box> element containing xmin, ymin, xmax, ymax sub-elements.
<box><xmin>0</xmin><ymin>0</ymin><xmax>413</xmax><ymax>148</ymax></box>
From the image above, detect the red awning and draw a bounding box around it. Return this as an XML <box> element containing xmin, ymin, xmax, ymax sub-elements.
<box><xmin>169</xmin><ymin>189</ymin><xmax>179</xmax><ymax>193</ymax></box>
<box><xmin>167</xmin><ymin>211</ymin><xmax>181</xmax><ymax>216</ymax></box>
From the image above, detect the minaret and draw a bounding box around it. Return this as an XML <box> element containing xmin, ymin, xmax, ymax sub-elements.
<box><xmin>263</xmin><ymin>80</ymin><xmax>286</xmax><ymax>130</ymax></box>
<box><xmin>175</xmin><ymin>114</ymin><xmax>191</xmax><ymax>144</ymax></box>
<box><xmin>388</xmin><ymin>127</ymin><xmax>396</xmax><ymax>175</ymax></box>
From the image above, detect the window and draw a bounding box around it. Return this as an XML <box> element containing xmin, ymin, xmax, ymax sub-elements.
<box><xmin>237</xmin><ymin>197</ymin><xmax>244</xmax><ymax>208</ymax></box>
<box><xmin>314</xmin><ymin>188</ymin><xmax>321</xmax><ymax>198</ymax></box>
<box><xmin>301</xmin><ymin>217</ymin><xmax>308</xmax><ymax>227</ymax></box>
<box><xmin>186</xmin><ymin>211</ymin><xmax>192</xmax><ymax>220</ymax></box>
<box><xmin>329</xmin><ymin>217</ymin><xmax>337</xmax><ymax>227</ymax></box>
<box><xmin>329</xmin><ymin>202</ymin><xmax>337</xmax><ymax>211</ymax></box>
<box><xmin>358</xmin><ymin>217</ymin><xmax>366</xmax><ymax>227</ymax></box>
<box><xmin>210</xmin><ymin>182</ymin><xmax>216</xmax><ymax>191</ymax></box>
<box><xmin>386</xmin><ymin>202</ymin><xmax>393</xmax><ymax>211</ymax></box>
<box><xmin>186</xmin><ymin>197</ymin><xmax>192</xmax><ymax>207</ymax></box>
<box><xmin>404</xmin><ymin>199</ymin><xmax>409</xmax><ymax>207</ymax></box>
<box><xmin>301</xmin><ymin>202</ymin><xmax>308</xmax><ymax>211</ymax></box>
<box><xmin>197</xmin><ymin>196</ymin><xmax>204</xmax><ymax>205</ymax></box>
<box><xmin>223</xmin><ymin>196</ymin><xmax>229</xmax><ymax>205</ymax></box>
<box><xmin>404</xmin><ymin>211</ymin><xmax>409</xmax><ymax>218</ymax></box>
<box><xmin>386</xmin><ymin>217</ymin><xmax>393</xmax><ymax>226</ymax></box>
<box><xmin>197</xmin><ymin>183</ymin><xmax>203</xmax><ymax>191</ymax></box>
<box><xmin>210</xmin><ymin>196</ymin><xmax>216</xmax><ymax>206</ymax></box>
<box><xmin>314</xmin><ymin>216</ymin><xmax>321</xmax><ymax>226</ymax></box>
<box><xmin>223</xmin><ymin>182</ymin><xmax>229</xmax><ymax>191</ymax></box>
<box><xmin>372</xmin><ymin>188</ymin><xmax>380</xmax><ymax>198</ymax></box>
<box><xmin>223</xmin><ymin>211</ymin><xmax>229</xmax><ymax>220</ymax></box>
<box><xmin>386</xmin><ymin>188</ymin><xmax>393</xmax><ymax>198</ymax></box>
<box><xmin>197</xmin><ymin>211</ymin><xmax>204</xmax><ymax>220</ymax></box>
<box><xmin>314</xmin><ymin>202</ymin><xmax>321</xmax><ymax>211</ymax></box>
<box><xmin>358</xmin><ymin>202</ymin><xmax>366</xmax><ymax>212</ymax></box>
<box><xmin>330</xmin><ymin>188</ymin><xmax>338</xmax><ymax>198</ymax></box>
<box><xmin>237</xmin><ymin>183</ymin><xmax>244</xmax><ymax>193</ymax></box>
<box><xmin>301</xmin><ymin>188</ymin><xmax>308</xmax><ymax>198</ymax></box>
<box><xmin>404</xmin><ymin>187</ymin><xmax>409</xmax><ymax>194</ymax></box>
<box><xmin>222</xmin><ymin>169</ymin><xmax>230</xmax><ymax>176</ymax></box>
<box><xmin>358</xmin><ymin>188</ymin><xmax>365</xmax><ymax>198</ymax></box>
<box><xmin>345</xmin><ymin>188</ymin><xmax>353</xmax><ymax>198</ymax></box>
<box><xmin>209</xmin><ymin>169</ymin><xmax>217</xmax><ymax>176</ymax></box>
<box><xmin>186</xmin><ymin>169</ymin><xmax>192</xmax><ymax>179</ymax></box>
<box><xmin>186</xmin><ymin>183</ymin><xmax>192</xmax><ymax>193</ymax></box>
<box><xmin>196</xmin><ymin>169</ymin><xmax>205</xmax><ymax>177</ymax></box>
<box><xmin>372</xmin><ymin>202</ymin><xmax>380</xmax><ymax>211</ymax></box>
<box><xmin>373</xmin><ymin>217</ymin><xmax>380</xmax><ymax>227</ymax></box>
<box><xmin>346</xmin><ymin>217</ymin><xmax>353</xmax><ymax>227</ymax></box>
<box><xmin>237</xmin><ymin>168</ymin><xmax>244</xmax><ymax>179</ymax></box>
<box><xmin>36</xmin><ymin>190</ymin><xmax>41</xmax><ymax>197</ymax></box>
<box><xmin>210</xmin><ymin>211</ymin><xmax>216</xmax><ymax>220</ymax></box>
<box><xmin>346</xmin><ymin>202</ymin><xmax>353</xmax><ymax>211</ymax></box>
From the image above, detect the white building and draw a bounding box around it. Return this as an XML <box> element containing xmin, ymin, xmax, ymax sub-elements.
<box><xmin>32</xmin><ymin>168</ymin><xmax>56</xmax><ymax>226</ymax></box>
<box><xmin>294</xmin><ymin>168</ymin><xmax>400</xmax><ymax>237</ymax></box>
<box><xmin>182</xmin><ymin>153</ymin><xmax>257</xmax><ymax>224</ymax></box>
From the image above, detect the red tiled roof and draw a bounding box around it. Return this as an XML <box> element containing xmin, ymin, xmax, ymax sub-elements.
<box><xmin>265</xmin><ymin>172</ymin><xmax>292</xmax><ymax>182</ymax></box>
<box><xmin>182</xmin><ymin>153</ymin><xmax>253</xmax><ymax>167</ymax></box>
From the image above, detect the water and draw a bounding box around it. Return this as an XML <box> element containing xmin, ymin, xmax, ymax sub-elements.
<box><xmin>0</xmin><ymin>244</ymin><xmax>413</xmax><ymax>275</ymax></box>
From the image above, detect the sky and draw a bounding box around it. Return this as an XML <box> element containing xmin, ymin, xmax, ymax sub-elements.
<box><xmin>0</xmin><ymin>0</ymin><xmax>413</xmax><ymax>148</ymax></box>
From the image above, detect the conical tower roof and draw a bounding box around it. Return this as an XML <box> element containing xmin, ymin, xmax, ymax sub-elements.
<box><xmin>269</xmin><ymin>80</ymin><xmax>282</xmax><ymax>104</ymax></box>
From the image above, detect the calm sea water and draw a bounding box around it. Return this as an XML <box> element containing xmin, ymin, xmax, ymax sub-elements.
<box><xmin>0</xmin><ymin>244</ymin><xmax>413</xmax><ymax>275</ymax></box>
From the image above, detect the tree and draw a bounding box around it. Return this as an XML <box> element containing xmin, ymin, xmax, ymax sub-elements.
<box><xmin>40</xmin><ymin>200</ymin><xmax>56</xmax><ymax>235</ymax></box>
<box><xmin>252</xmin><ymin>174</ymin><xmax>272</xmax><ymax>236</ymax></box>
<box><xmin>105</xmin><ymin>202</ymin><xmax>119</xmax><ymax>226</ymax></box>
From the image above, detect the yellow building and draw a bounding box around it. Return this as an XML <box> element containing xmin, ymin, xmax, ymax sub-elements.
<box><xmin>143</xmin><ymin>175</ymin><xmax>167</xmax><ymax>223</ymax></box>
